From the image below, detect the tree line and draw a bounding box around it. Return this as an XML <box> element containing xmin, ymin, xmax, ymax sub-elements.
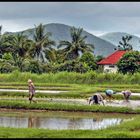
<box><xmin>0</xmin><ymin>23</ymin><xmax>140</xmax><ymax>74</ymax></box>
<box><xmin>0</xmin><ymin>23</ymin><xmax>103</xmax><ymax>74</ymax></box>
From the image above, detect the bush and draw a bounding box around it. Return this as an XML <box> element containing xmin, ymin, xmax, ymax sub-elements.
<box><xmin>54</xmin><ymin>60</ymin><xmax>89</xmax><ymax>73</ymax></box>
<box><xmin>41</xmin><ymin>63</ymin><xmax>55</xmax><ymax>73</ymax></box>
<box><xmin>0</xmin><ymin>60</ymin><xmax>17</xmax><ymax>73</ymax></box>
<box><xmin>25</xmin><ymin>60</ymin><xmax>43</xmax><ymax>74</ymax></box>
<box><xmin>80</xmin><ymin>52</ymin><xmax>97</xmax><ymax>70</ymax></box>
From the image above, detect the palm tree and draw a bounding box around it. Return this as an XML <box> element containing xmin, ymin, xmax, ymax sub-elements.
<box><xmin>115</xmin><ymin>35</ymin><xmax>133</xmax><ymax>51</ymax></box>
<box><xmin>44</xmin><ymin>47</ymin><xmax>64</xmax><ymax>64</ymax></box>
<box><xmin>57</xmin><ymin>27</ymin><xmax>94</xmax><ymax>60</ymax></box>
<box><xmin>29</xmin><ymin>23</ymin><xmax>55</xmax><ymax>62</ymax></box>
<box><xmin>0</xmin><ymin>26</ymin><xmax>23</xmax><ymax>58</ymax></box>
<box><xmin>44</xmin><ymin>47</ymin><xmax>58</xmax><ymax>64</ymax></box>
<box><xmin>4</xmin><ymin>33</ymin><xmax>32</xmax><ymax>71</ymax></box>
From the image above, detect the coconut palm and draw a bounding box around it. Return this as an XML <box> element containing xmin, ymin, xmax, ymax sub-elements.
<box><xmin>4</xmin><ymin>33</ymin><xmax>32</xmax><ymax>71</ymax></box>
<box><xmin>44</xmin><ymin>47</ymin><xmax>64</xmax><ymax>64</ymax></box>
<box><xmin>29</xmin><ymin>23</ymin><xmax>55</xmax><ymax>62</ymax></box>
<box><xmin>57</xmin><ymin>27</ymin><xmax>94</xmax><ymax>60</ymax></box>
<box><xmin>44</xmin><ymin>47</ymin><xmax>58</xmax><ymax>64</ymax></box>
<box><xmin>0</xmin><ymin>26</ymin><xmax>16</xmax><ymax>59</ymax></box>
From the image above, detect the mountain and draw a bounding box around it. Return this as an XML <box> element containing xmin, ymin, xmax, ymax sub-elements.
<box><xmin>6</xmin><ymin>23</ymin><xmax>117</xmax><ymax>57</ymax></box>
<box><xmin>100</xmin><ymin>32</ymin><xmax>140</xmax><ymax>51</ymax></box>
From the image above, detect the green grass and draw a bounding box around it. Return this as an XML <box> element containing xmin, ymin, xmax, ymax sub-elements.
<box><xmin>1</xmin><ymin>81</ymin><xmax>140</xmax><ymax>94</ymax></box>
<box><xmin>0</xmin><ymin>100</ymin><xmax>139</xmax><ymax>114</ymax></box>
<box><xmin>0</xmin><ymin>90</ymin><xmax>140</xmax><ymax>100</ymax></box>
<box><xmin>1</xmin><ymin>70</ymin><xmax>140</xmax><ymax>84</ymax></box>
<box><xmin>0</xmin><ymin>85</ymin><xmax>75</xmax><ymax>91</ymax></box>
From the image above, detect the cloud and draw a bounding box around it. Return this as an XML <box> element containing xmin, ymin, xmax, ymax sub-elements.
<box><xmin>1</xmin><ymin>2</ymin><xmax>140</xmax><ymax>19</ymax></box>
<box><xmin>0</xmin><ymin>2</ymin><xmax>140</xmax><ymax>36</ymax></box>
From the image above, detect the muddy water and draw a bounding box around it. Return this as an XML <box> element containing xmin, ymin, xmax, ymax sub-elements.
<box><xmin>0</xmin><ymin>109</ymin><xmax>135</xmax><ymax>130</ymax></box>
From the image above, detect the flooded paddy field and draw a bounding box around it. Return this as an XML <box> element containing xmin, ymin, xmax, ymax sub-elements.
<box><xmin>0</xmin><ymin>109</ymin><xmax>136</xmax><ymax>130</ymax></box>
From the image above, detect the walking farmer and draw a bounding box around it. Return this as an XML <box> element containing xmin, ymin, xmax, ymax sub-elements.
<box><xmin>28</xmin><ymin>79</ymin><xmax>36</xmax><ymax>103</ymax></box>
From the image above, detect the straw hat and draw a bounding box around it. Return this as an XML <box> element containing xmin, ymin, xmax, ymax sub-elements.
<box><xmin>28</xmin><ymin>79</ymin><xmax>32</xmax><ymax>83</ymax></box>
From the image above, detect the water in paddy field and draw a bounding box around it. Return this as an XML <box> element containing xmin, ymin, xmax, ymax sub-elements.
<box><xmin>0</xmin><ymin>110</ymin><xmax>135</xmax><ymax>130</ymax></box>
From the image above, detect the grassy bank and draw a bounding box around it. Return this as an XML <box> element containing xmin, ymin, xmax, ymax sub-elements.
<box><xmin>0</xmin><ymin>115</ymin><xmax>140</xmax><ymax>138</ymax></box>
<box><xmin>1</xmin><ymin>70</ymin><xmax>140</xmax><ymax>84</ymax></box>
<box><xmin>0</xmin><ymin>91</ymin><xmax>140</xmax><ymax>100</ymax></box>
<box><xmin>0</xmin><ymin>100</ymin><xmax>139</xmax><ymax>114</ymax></box>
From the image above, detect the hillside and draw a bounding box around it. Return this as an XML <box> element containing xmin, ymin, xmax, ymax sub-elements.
<box><xmin>7</xmin><ymin>23</ymin><xmax>117</xmax><ymax>57</ymax></box>
<box><xmin>100</xmin><ymin>32</ymin><xmax>140</xmax><ymax>51</ymax></box>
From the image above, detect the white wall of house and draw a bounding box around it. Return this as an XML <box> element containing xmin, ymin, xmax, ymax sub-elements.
<box><xmin>103</xmin><ymin>65</ymin><xmax>118</xmax><ymax>73</ymax></box>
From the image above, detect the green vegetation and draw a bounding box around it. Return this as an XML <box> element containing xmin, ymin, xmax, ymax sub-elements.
<box><xmin>0</xmin><ymin>24</ymin><xmax>100</xmax><ymax>74</ymax></box>
<box><xmin>0</xmin><ymin>23</ymin><xmax>140</xmax><ymax>138</ymax></box>
<box><xmin>117</xmin><ymin>51</ymin><xmax>140</xmax><ymax>74</ymax></box>
<box><xmin>116</xmin><ymin>35</ymin><xmax>133</xmax><ymax>51</ymax></box>
<box><xmin>0</xmin><ymin>100</ymin><xmax>139</xmax><ymax>114</ymax></box>
<box><xmin>0</xmin><ymin>24</ymin><xmax>140</xmax><ymax>75</ymax></box>
<box><xmin>1</xmin><ymin>70</ymin><xmax>140</xmax><ymax>84</ymax></box>
<box><xmin>58</xmin><ymin>27</ymin><xmax>94</xmax><ymax>60</ymax></box>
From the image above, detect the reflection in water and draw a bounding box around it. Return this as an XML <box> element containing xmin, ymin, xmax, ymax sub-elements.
<box><xmin>0</xmin><ymin>116</ymin><xmax>27</xmax><ymax>128</ymax></box>
<box><xmin>0</xmin><ymin>115</ymin><xmax>123</xmax><ymax>130</ymax></box>
<box><xmin>28</xmin><ymin>116</ymin><xmax>35</xmax><ymax>128</ymax></box>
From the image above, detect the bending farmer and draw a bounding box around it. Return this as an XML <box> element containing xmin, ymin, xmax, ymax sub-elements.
<box><xmin>105</xmin><ymin>89</ymin><xmax>116</xmax><ymax>102</ymax></box>
<box><xmin>88</xmin><ymin>94</ymin><xmax>104</xmax><ymax>105</ymax></box>
<box><xmin>121</xmin><ymin>90</ymin><xmax>131</xmax><ymax>102</ymax></box>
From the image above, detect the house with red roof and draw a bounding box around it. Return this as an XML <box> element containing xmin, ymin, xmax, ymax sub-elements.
<box><xmin>97</xmin><ymin>50</ymin><xmax>127</xmax><ymax>73</ymax></box>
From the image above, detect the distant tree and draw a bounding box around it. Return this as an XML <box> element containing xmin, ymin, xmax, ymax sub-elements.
<box><xmin>117</xmin><ymin>51</ymin><xmax>140</xmax><ymax>74</ymax></box>
<box><xmin>29</xmin><ymin>23</ymin><xmax>55</xmax><ymax>62</ymax></box>
<box><xmin>26</xmin><ymin>60</ymin><xmax>43</xmax><ymax>74</ymax></box>
<box><xmin>0</xmin><ymin>34</ymin><xmax>13</xmax><ymax>55</ymax></box>
<box><xmin>44</xmin><ymin>47</ymin><xmax>57</xmax><ymax>64</ymax></box>
<box><xmin>95</xmin><ymin>55</ymin><xmax>104</xmax><ymax>63</ymax></box>
<box><xmin>2</xmin><ymin>33</ymin><xmax>32</xmax><ymax>71</ymax></box>
<box><xmin>0</xmin><ymin>26</ymin><xmax>9</xmax><ymax>58</ymax></box>
<box><xmin>44</xmin><ymin>47</ymin><xmax>63</xmax><ymax>65</ymax></box>
<box><xmin>58</xmin><ymin>27</ymin><xmax>94</xmax><ymax>60</ymax></box>
<box><xmin>115</xmin><ymin>35</ymin><xmax>133</xmax><ymax>51</ymax></box>
<box><xmin>80</xmin><ymin>52</ymin><xmax>97</xmax><ymax>70</ymax></box>
<box><xmin>54</xmin><ymin>60</ymin><xmax>89</xmax><ymax>73</ymax></box>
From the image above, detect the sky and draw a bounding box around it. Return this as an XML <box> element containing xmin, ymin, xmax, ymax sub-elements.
<box><xmin>1</xmin><ymin>2</ymin><xmax>140</xmax><ymax>36</ymax></box>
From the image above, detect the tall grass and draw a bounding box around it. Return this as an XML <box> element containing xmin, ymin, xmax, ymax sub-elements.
<box><xmin>0</xmin><ymin>70</ymin><xmax>140</xmax><ymax>84</ymax></box>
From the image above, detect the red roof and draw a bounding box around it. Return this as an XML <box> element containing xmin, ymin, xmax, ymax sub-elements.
<box><xmin>98</xmin><ymin>50</ymin><xmax>127</xmax><ymax>65</ymax></box>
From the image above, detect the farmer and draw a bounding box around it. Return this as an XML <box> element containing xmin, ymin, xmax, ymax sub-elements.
<box><xmin>28</xmin><ymin>79</ymin><xmax>36</xmax><ymax>103</ymax></box>
<box><xmin>105</xmin><ymin>89</ymin><xmax>116</xmax><ymax>102</ymax></box>
<box><xmin>121</xmin><ymin>90</ymin><xmax>131</xmax><ymax>102</ymax></box>
<box><xmin>87</xmin><ymin>94</ymin><xmax>105</xmax><ymax>105</ymax></box>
